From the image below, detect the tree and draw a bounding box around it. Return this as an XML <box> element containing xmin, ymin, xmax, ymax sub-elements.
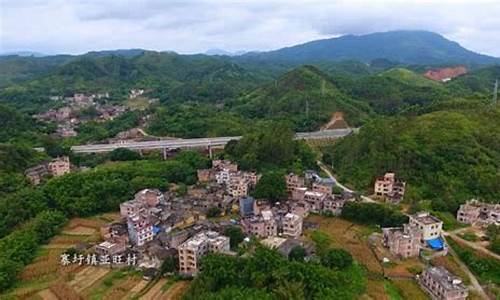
<box><xmin>207</xmin><ymin>207</ymin><xmax>221</xmax><ymax>218</ymax></box>
<box><xmin>253</xmin><ymin>171</ymin><xmax>287</xmax><ymax>203</ymax></box>
<box><xmin>288</xmin><ymin>245</ymin><xmax>306</xmax><ymax>261</ymax></box>
<box><xmin>108</xmin><ymin>148</ymin><xmax>142</xmax><ymax>161</ymax></box>
<box><xmin>224</xmin><ymin>226</ymin><xmax>244</xmax><ymax>250</ymax></box>
<box><xmin>320</xmin><ymin>249</ymin><xmax>353</xmax><ymax>269</ymax></box>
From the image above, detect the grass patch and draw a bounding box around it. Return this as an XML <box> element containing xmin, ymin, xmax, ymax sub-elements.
<box><xmin>431</xmin><ymin>211</ymin><xmax>466</xmax><ymax>231</ymax></box>
<box><xmin>384</xmin><ymin>280</ymin><xmax>404</xmax><ymax>300</ymax></box>
<box><xmin>458</xmin><ymin>232</ymin><xmax>478</xmax><ymax>242</ymax></box>
<box><xmin>447</xmin><ymin>237</ymin><xmax>500</xmax><ymax>285</ymax></box>
<box><xmin>391</xmin><ymin>279</ymin><xmax>429</xmax><ymax>300</ymax></box>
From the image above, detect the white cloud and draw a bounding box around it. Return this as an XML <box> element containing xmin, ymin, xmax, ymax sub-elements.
<box><xmin>1</xmin><ymin>0</ymin><xmax>499</xmax><ymax>56</ymax></box>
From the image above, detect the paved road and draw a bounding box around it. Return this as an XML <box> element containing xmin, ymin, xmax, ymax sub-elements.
<box><xmin>71</xmin><ymin>128</ymin><xmax>358</xmax><ymax>153</ymax></box>
<box><xmin>317</xmin><ymin>160</ymin><xmax>376</xmax><ymax>203</ymax></box>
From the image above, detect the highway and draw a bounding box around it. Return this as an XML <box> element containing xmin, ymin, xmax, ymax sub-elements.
<box><xmin>71</xmin><ymin>128</ymin><xmax>358</xmax><ymax>154</ymax></box>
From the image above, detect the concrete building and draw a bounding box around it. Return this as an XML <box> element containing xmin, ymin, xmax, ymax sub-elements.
<box><xmin>409</xmin><ymin>212</ymin><xmax>443</xmax><ymax>243</ymax></box>
<box><xmin>382</xmin><ymin>224</ymin><xmax>422</xmax><ymax>258</ymax></box>
<box><xmin>374</xmin><ymin>172</ymin><xmax>406</xmax><ymax>204</ymax></box>
<box><xmin>212</xmin><ymin>160</ymin><xmax>238</xmax><ymax>172</ymax></box>
<box><xmin>457</xmin><ymin>199</ymin><xmax>500</xmax><ymax>226</ymax></box>
<box><xmin>227</xmin><ymin>177</ymin><xmax>249</xmax><ymax>198</ymax></box>
<box><xmin>312</xmin><ymin>182</ymin><xmax>333</xmax><ymax>196</ymax></box>
<box><xmin>291</xmin><ymin>187</ymin><xmax>307</xmax><ymax>201</ymax></box>
<box><xmin>304</xmin><ymin>191</ymin><xmax>327</xmax><ymax>212</ymax></box>
<box><xmin>242</xmin><ymin>210</ymin><xmax>278</xmax><ymax>238</ymax></box>
<box><xmin>239</xmin><ymin>196</ymin><xmax>255</xmax><ymax>217</ymax></box>
<box><xmin>120</xmin><ymin>200</ymin><xmax>145</xmax><ymax>219</ymax></box>
<box><xmin>127</xmin><ymin>214</ymin><xmax>154</xmax><ymax>246</ymax></box>
<box><xmin>135</xmin><ymin>189</ymin><xmax>164</xmax><ymax>207</ymax></box>
<box><xmin>25</xmin><ymin>156</ymin><xmax>71</xmax><ymax>185</ymax></box>
<box><xmin>322</xmin><ymin>197</ymin><xmax>346</xmax><ymax>216</ymax></box>
<box><xmin>178</xmin><ymin>231</ymin><xmax>230</xmax><ymax>276</ymax></box>
<box><xmin>47</xmin><ymin>156</ymin><xmax>71</xmax><ymax>177</ymax></box>
<box><xmin>215</xmin><ymin>169</ymin><xmax>231</xmax><ymax>185</ymax></box>
<box><xmin>286</xmin><ymin>173</ymin><xmax>305</xmax><ymax>193</ymax></box>
<box><xmin>197</xmin><ymin>169</ymin><xmax>213</xmax><ymax>183</ymax></box>
<box><xmin>418</xmin><ymin>266</ymin><xmax>468</xmax><ymax>300</ymax></box>
<box><xmin>282</xmin><ymin>213</ymin><xmax>303</xmax><ymax>238</ymax></box>
<box><xmin>95</xmin><ymin>241</ymin><xmax>126</xmax><ymax>257</ymax></box>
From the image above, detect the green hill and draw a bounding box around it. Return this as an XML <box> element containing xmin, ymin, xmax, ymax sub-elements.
<box><xmin>232</xmin><ymin>65</ymin><xmax>372</xmax><ymax>131</ymax></box>
<box><xmin>447</xmin><ymin>65</ymin><xmax>500</xmax><ymax>95</ymax></box>
<box><xmin>379</xmin><ymin>68</ymin><xmax>440</xmax><ymax>88</ymax></box>
<box><xmin>323</xmin><ymin>108</ymin><xmax>500</xmax><ymax>211</ymax></box>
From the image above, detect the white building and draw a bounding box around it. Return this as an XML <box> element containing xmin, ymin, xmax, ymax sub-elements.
<box><xmin>178</xmin><ymin>231</ymin><xmax>230</xmax><ymax>276</ymax></box>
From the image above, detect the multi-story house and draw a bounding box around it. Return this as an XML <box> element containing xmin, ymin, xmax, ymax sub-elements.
<box><xmin>25</xmin><ymin>156</ymin><xmax>71</xmax><ymax>185</ymax></box>
<box><xmin>409</xmin><ymin>212</ymin><xmax>443</xmax><ymax>245</ymax></box>
<box><xmin>322</xmin><ymin>197</ymin><xmax>346</xmax><ymax>216</ymax></box>
<box><xmin>242</xmin><ymin>171</ymin><xmax>261</xmax><ymax>187</ymax></box>
<box><xmin>418</xmin><ymin>266</ymin><xmax>468</xmax><ymax>300</ymax></box>
<box><xmin>227</xmin><ymin>177</ymin><xmax>249</xmax><ymax>198</ymax></box>
<box><xmin>312</xmin><ymin>182</ymin><xmax>333</xmax><ymax>196</ymax></box>
<box><xmin>382</xmin><ymin>224</ymin><xmax>422</xmax><ymax>258</ymax></box>
<box><xmin>178</xmin><ymin>231</ymin><xmax>230</xmax><ymax>276</ymax></box>
<box><xmin>291</xmin><ymin>187</ymin><xmax>307</xmax><ymax>201</ymax></box>
<box><xmin>239</xmin><ymin>196</ymin><xmax>255</xmax><ymax>217</ymax></box>
<box><xmin>120</xmin><ymin>200</ymin><xmax>146</xmax><ymax>219</ymax></box>
<box><xmin>212</xmin><ymin>160</ymin><xmax>238</xmax><ymax>172</ymax></box>
<box><xmin>282</xmin><ymin>213</ymin><xmax>303</xmax><ymax>238</ymax></box>
<box><xmin>215</xmin><ymin>169</ymin><xmax>231</xmax><ymax>185</ymax></box>
<box><xmin>127</xmin><ymin>213</ymin><xmax>154</xmax><ymax>246</ymax></box>
<box><xmin>286</xmin><ymin>173</ymin><xmax>305</xmax><ymax>193</ymax></box>
<box><xmin>242</xmin><ymin>210</ymin><xmax>278</xmax><ymax>238</ymax></box>
<box><xmin>135</xmin><ymin>189</ymin><xmax>164</xmax><ymax>207</ymax></box>
<box><xmin>374</xmin><ymin>172</ymin><xmax>406</xmax><ymax>204</ymax></box>
<box><xmin>304</xmin><ymin>191</ymin><xmax>327</xmax><ymax>212</ymax></box>
<box><xmin>457</xmin><ymin>199</ymin><xmax>500</xmax><ymax>226</ymax></box>
<box><xmin>197</xmin><ymin>169</ymin><xmax>213</xmax><ymax>183</ymax></box>
<box><xmin>95</xmin><ymin>240</ymin><xmax>127</xmax><ymax>257</ymax></box>
<box><xmin>47</xmin><ymin>156</ymin><xmax>71</xmax><ymax>177</ymax></box>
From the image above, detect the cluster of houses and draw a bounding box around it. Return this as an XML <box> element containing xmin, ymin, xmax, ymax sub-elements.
<box><xmin>35</xmin><ymin>92</ymin><xmax>126</xmax><ymax>138</ymax></box>
<box><xmin>383</xmin><ymin>211</ymin><xmax>444</xmax><ymax>259</ymax></box>
<box><xmin>456</xmin><ymin>199</ymin><xmax>500</xmax><ymax>226</ymax></box>
<box><xmin>24</xmin><ymin>156</ymin><xmax>71</xmax><ymax>185</ymax></box>
<box><xmin>374</xmin><ymin>172</ymin><xmax>406</xmax><ymax>204</ymax></box>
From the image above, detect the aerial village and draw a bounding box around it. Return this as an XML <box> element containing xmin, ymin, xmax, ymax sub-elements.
<box><xmin>33</xmin><ymin>90</ymin><xmax>154</xmax><ymax>139</ymax></box>
<box><xmin>38</xmin><ymin>156</ymin><xmax>500</xmax><ymax>300</ymax></box>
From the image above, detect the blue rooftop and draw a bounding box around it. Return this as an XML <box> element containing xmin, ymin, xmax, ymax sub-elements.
<box><xmin>427</xmin><ymin>237</ymin><xmax>444</xmax><ymax>250</ymax></box>
<box><xmin>153</xmin><ymin>226</ymin><xmax>161</xmax><ymax>235</ymax></box>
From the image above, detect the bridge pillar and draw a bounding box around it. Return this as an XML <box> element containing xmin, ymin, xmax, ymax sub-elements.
<box><xmin>139</xmin><ymin>149</ymin><xmax>143</xmax><ymax>157</ymax></box>
<box><xmin>208</xmin><ymin>145</ymin><xmax>213</xmax><ymax>159</ymax></box>
<box><xmin>163</xmin><ymin>148</ymin><xmax>167</xmax><ymax>160</ymax></box>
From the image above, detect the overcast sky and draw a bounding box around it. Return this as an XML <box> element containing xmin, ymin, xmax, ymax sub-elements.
<box><xmin>1</xmin><ymin>0</ymin><xmax>499</xmax><ymax>56</ymax></box>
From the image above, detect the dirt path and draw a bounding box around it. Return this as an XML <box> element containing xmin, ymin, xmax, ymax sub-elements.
<box><xmin>446</xmin><ymin>243</ymin><xmax>490</xmax><ymax>300</ymax></box>
<box><xmin>38</xmin><ymin>289</ymin><xmax>59</xmax><ymax>300</ymax></box>
<box><xmin>444</xmin><ymin>232</ymin><xmax>500</xmax><ymax>261</ymax></box>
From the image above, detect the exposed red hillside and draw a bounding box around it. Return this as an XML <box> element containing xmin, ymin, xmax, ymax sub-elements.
<box><xmin>424</xmin><ymin>66</ymin><xmax>467</xmax><ymax>82</ymax></box>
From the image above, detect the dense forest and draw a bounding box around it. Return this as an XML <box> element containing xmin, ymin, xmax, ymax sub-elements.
<box><xmin>322</xmin><ymin>107</ymin><xmax>500</xmax><ymax>213</ymax></box>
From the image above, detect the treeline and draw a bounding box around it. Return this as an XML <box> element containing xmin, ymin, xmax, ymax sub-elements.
<box><xmin>183</xmin><ymin>246</ymin><xmax>365</xmax><ymax>299</ymax></box>
<box><xmin>0</xmin><ymin>210</ymin><xmax>67</xmax><ymax>291</ymax></box>
<box><xmin>0</xmin><ymin>151</ymin><xmax>209</xmax><ymax>239</ymax></box>
<box><xmin>341</xmin><ymin>202</ymin><xmax>408</xmax><ymax>227</ymax></box>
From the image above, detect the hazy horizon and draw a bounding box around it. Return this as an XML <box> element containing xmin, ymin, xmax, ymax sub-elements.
<box><xmin>2</xmin><ymin>0</ymin><xmax>500</xmax><ymax>57</ymax></box>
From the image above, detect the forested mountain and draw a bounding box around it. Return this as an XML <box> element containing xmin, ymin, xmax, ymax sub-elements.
<box><xmin>231</xmin><ymin>65</ymin><xmax>372</xmax><ymax>130</ymax></box>
<box><xmin>323</xmin><ymin>107</ymin><xmax>500</xmax><ymax>212</ymax></box>
<box><xmin>242</xmin><ymin>31</ymin><xmax>499</xmax><ymax>65</ymax></box>
<box><xmin>447</xmin><ymin>65</ymin><xmax>500</xmax><ymax>95</ymax></box>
